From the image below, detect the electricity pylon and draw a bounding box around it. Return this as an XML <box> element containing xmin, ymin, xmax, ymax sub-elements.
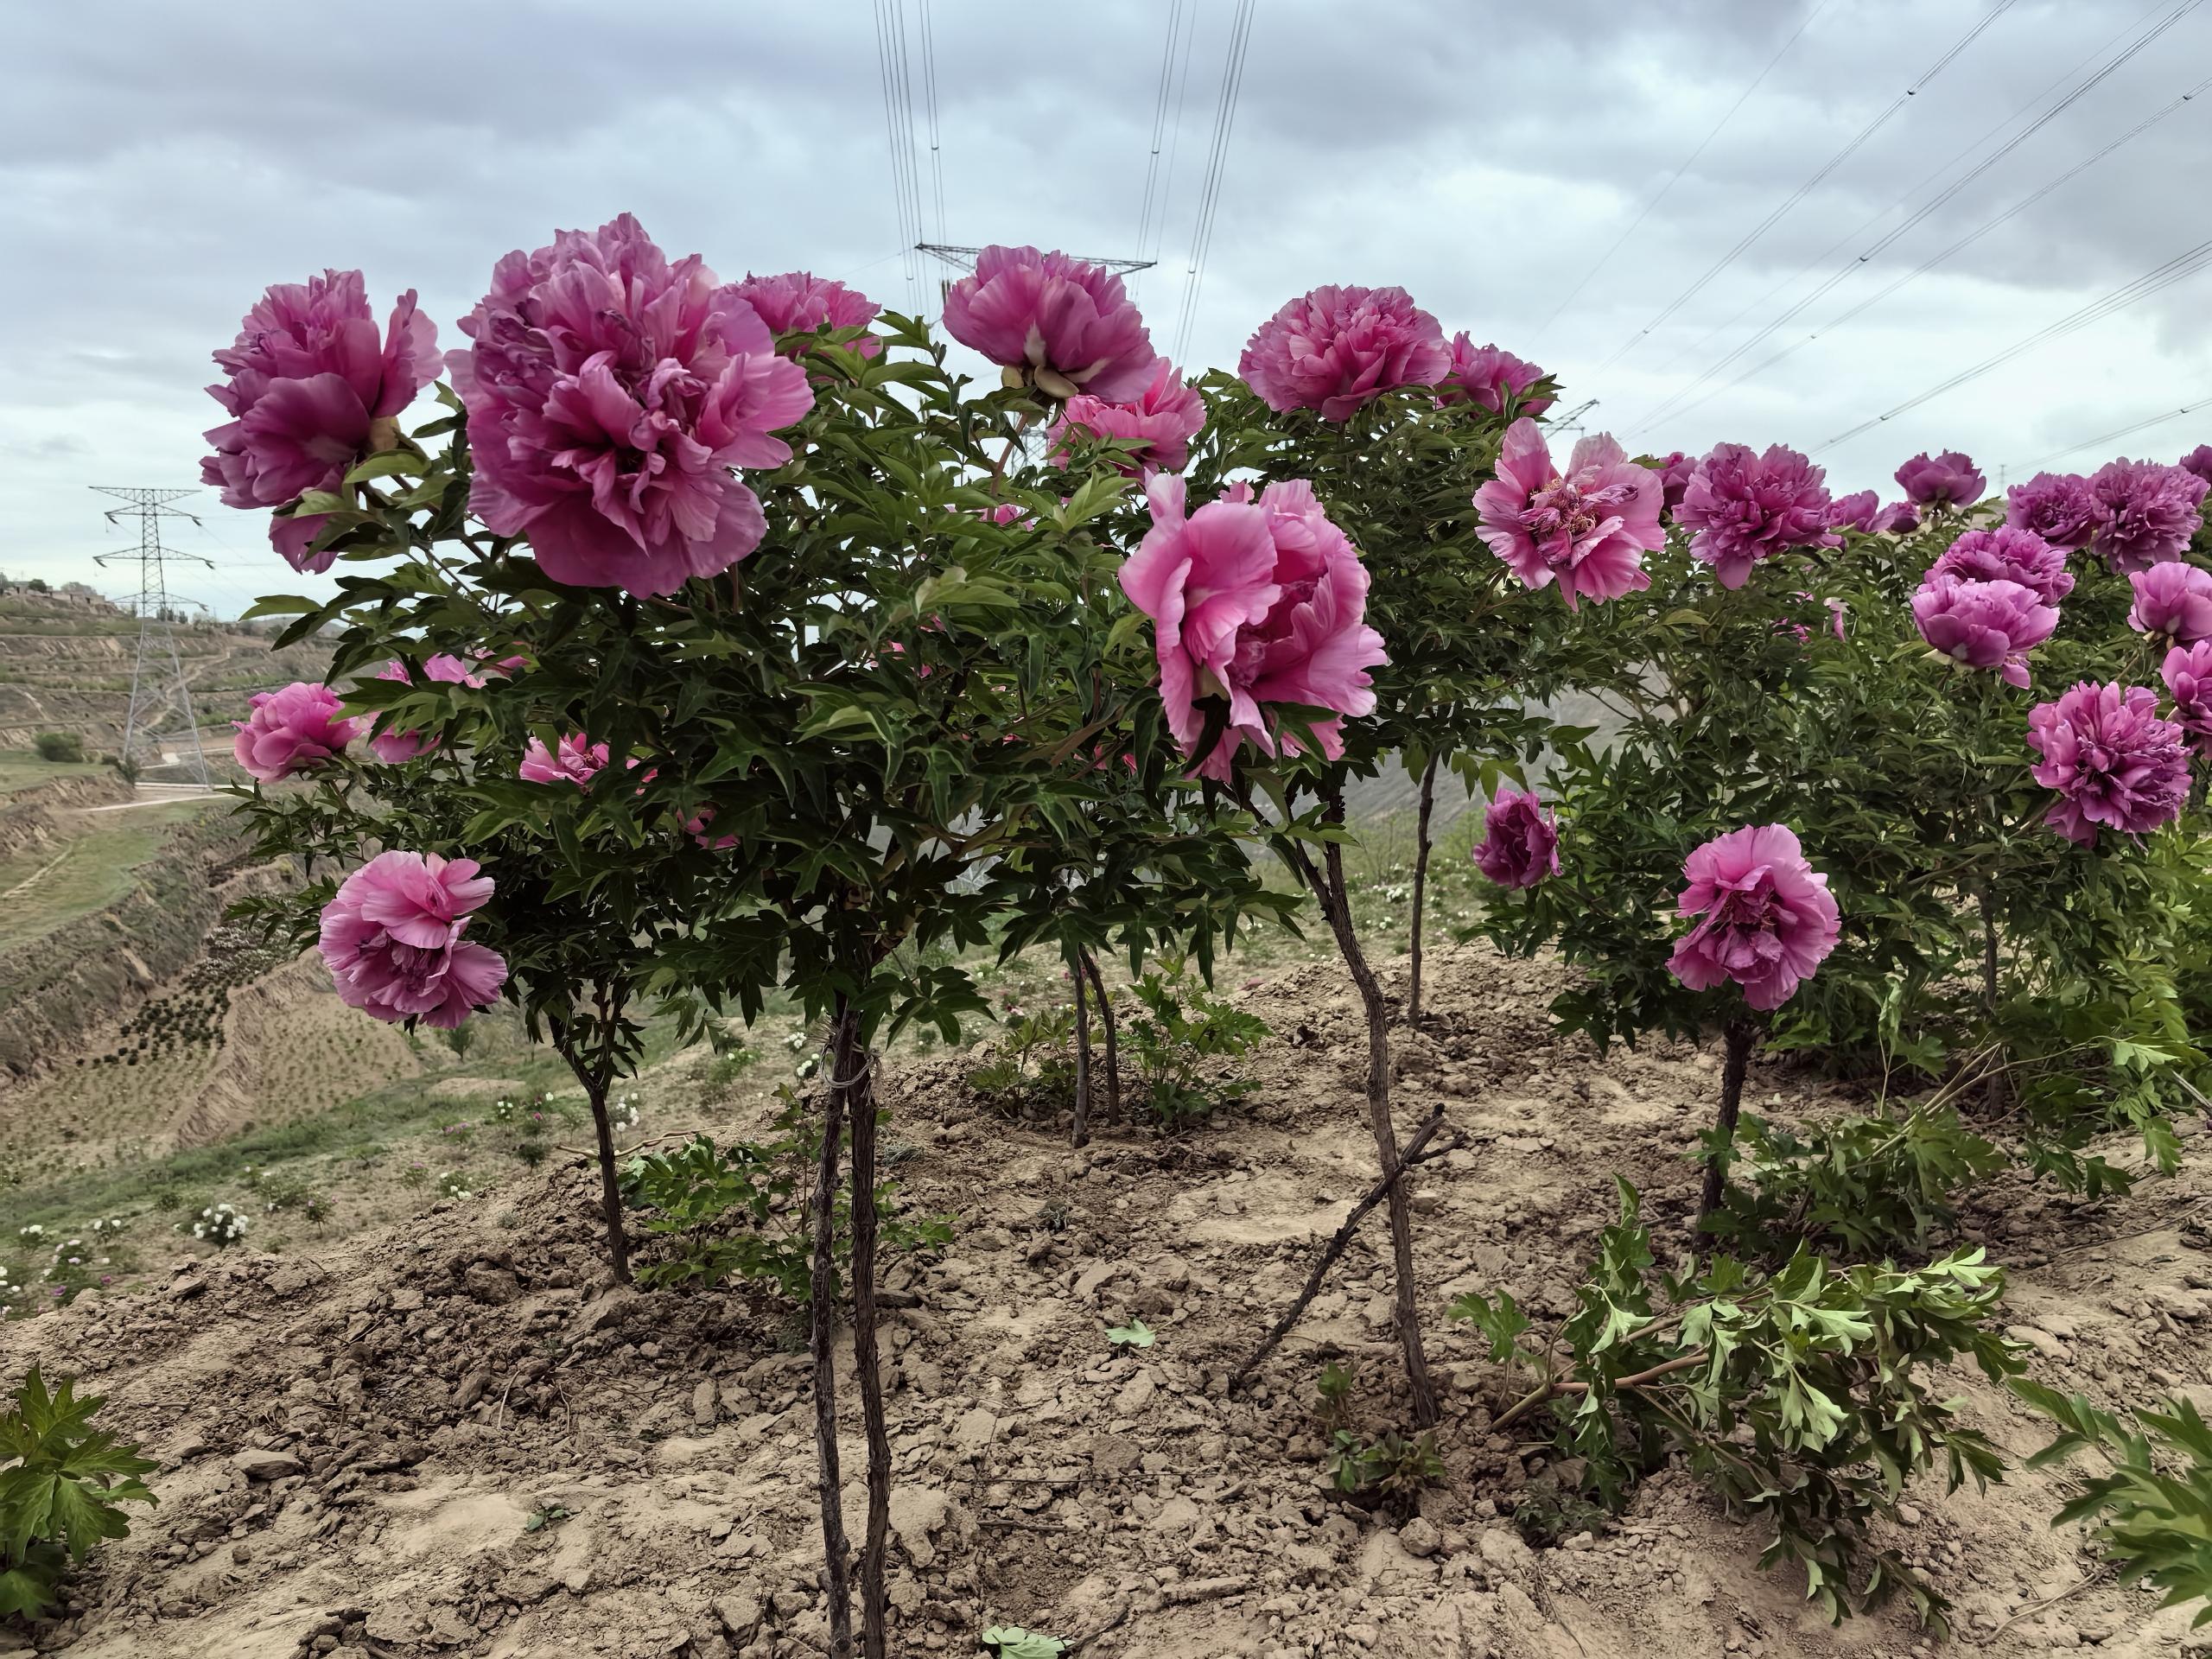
<box><xmin>89</xmin><ymin>486</ymin><xmax>215</xmax><ymax>789</ymax></box>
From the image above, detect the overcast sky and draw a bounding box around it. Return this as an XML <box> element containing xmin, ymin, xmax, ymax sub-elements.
<box><xmin>4</xmin><ymin>0</ymin><xmax>2209</xmax><ymax>613</ymax></box>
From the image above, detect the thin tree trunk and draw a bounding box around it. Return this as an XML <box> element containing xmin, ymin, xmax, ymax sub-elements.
<box><xmin>1696</xmin><ymin>1020</ymin><xmax>1758</xmax><ymax>1230</ymax></box>
<box><xmin>1288</xmin><ymin>788</ymin><xmax>1439</xmax><ymax>1427</ymax></box>
<box><xmin>1406</xmin><ymin>751</ymin><xmax>1440</xmax><ymax>1024</ymax></box>
<box><xmin>835</xmin><ymin>1004</ymin><xmax>891</xmax><ymax>1659</ymax></box>
<box><xmin>1069</xmin><ymin>952</ymin><xmax>1092</xmax><ymax>1149</ymax></box>
<box><xmin>1082</xmin><ymin>951</ymin><xmax>1121</xmax><ymax>1122</ymax></box>
<box><xmin>808</xmin><ymin>1019</ymin><xmax>854</xmax><ymax>1657</ymax></box>
<box><xmin>551</xmin><ymin>1026</ymin><xmax>631</xmax><ymax>1285</ymax></box>
<box><xmin>1979</xmin><ymin>886</ymin><xmax>2000</xmax><ymax>1015</ymax></box>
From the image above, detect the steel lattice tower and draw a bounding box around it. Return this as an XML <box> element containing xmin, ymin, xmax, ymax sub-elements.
<box><xmin>89</xmin><ymin>486</ymin><xmax>215</xmax><ymax>789</ymax></box>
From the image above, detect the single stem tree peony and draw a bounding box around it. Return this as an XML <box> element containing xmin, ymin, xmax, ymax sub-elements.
<box><xmin>1433</xmin><ymin>335</ymin><xmax>1552</xmax><ymax>416</ymax></box>
<box><xmin>1471</xmin><ymin>789</ymin><xmax>1559</xmax><ymax>888</ymax></box>
<box><xmin>2005</xmin><ymin>471</ymin><xmax>2107</xmax><ymax>551</ymax></box>
<box><xmin>1910</xmin><ymin>574</ymin><xmax>2058</xmax><ymax>689</ymax></box>
<box><xmin>2126</xmin><ymin>562</ymin><xmax>2212</xmax><ymax>645</ymax></box>
<box><xmin>1675</xmin><ymin>442</ymin><xmax>1838</xmax><ymax>589</ymax></box>
<box><xmin>940</xmin><ymin>245</ymin><xmax>1156</xmax><ymax>402</ymax></box>
<box><xmin>316</xmin><ymin>852</ymin><xmax>507</xmax><ymax>1030</ymax></box>
<box><xmin>1928</xmin><ymin>525</ymin><xmax>2075</xmax><ymax>607</ymax></box>
<box><xmin>232</xmin><ymin>682</ymin><xmax>358</xmax><ymax>782</ymax></box>
<box><xmin>1473</xmin><ymin>419</ymin><xmax>1663</xmax><ymax>611</ymax></box>
<box><xmin>2088</xmin><ymin>458</ymin><xmax>2210</xmax><ymax>575</ymax></box>
<box><xmin>734</xmin><ymin>270</ymin><xmax>882</xmax><ymax>358</ymax></box>
<box><xmin>1894</xmin><ymin>449</ymin><xmax>1986</xmax><ymax>510</ymax></box>
<box><xmin>2162</xmin><ymin>643</ymin><xmax>2212</xmax><ymax>753</ymax></box>
<box><xmin>1047</xmin><ymin>357</ymin><xmax>1206</xmax><ymax>476</ymax></box>
<box><xmin>1237</xmin><ymin>284</ymin><xmax>1450</xmax><ymax>422</ymax></box>
<box><xmin>2027</xmin><ymin>682</ymin><xmax>2191</xmax><ymax>846</ymax></box>
<box><xmin>1827</xmin><ymin>490</ymin><xmax>1878</xmax><ymax>534</ymax></box>
<box><xmin>518</xmin><ymin>734</ymin><xmax>611</xmax><ymax>787</ymax></box>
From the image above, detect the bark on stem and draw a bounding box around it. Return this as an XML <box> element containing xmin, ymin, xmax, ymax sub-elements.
<box><xmin>1069</xmin><ymin>952</ymin><xmax>1093</xmax><ymax>1149</ymax></box>
<box><xmin>1696</xmin><ymin>1020</ymin><xmax>1758</xmax><ymax>1230</ymax></box>
<box><xmin>808</xmin><ymin>1017</ymin><xmax>855</xmax><ymax>1657</ymax></box>
<box><xmin>1082</xmin><ymin>951</ymin><xmax>1121</xmax><ymax>1121</ymax></box>
<box><xmin>550</xmin><ymin>989</ymin><xmax>631</xmax><ymax>1285</ymax></box>
<box><xmin>1406</xmin><ymin>752</ymin><xmax>1440</xmax><ymax>1024</ymax></box>
<box><xmin>1286</xmin><ymin>787</ymin><xmax>1440</xmax><ymax>1427</ymax></box>
<box><xmin>835</xmin><ymin>1004</ymin><xmax>892</xmax><ymax>1659</ymax></box>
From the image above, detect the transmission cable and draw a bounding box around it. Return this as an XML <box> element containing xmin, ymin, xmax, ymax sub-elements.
<box><xmin>2012</xmin><ymin>392</ymin><xmax>2212</xmax><ymax>473</ymax></box>
<box><xmin>1134</xmin><ymin>1</ymin><xmax>1187</xmax><ymax>289</ymax></box>
<box><xmin>1171</xmin><ymin>0</ymin><xmax>1257</xmax><ymax>366</ymax></box>
<box><xmin>1597</xmin><ymin>0</ymin><xmax>2019</xmax><ymax>374</ymax></box>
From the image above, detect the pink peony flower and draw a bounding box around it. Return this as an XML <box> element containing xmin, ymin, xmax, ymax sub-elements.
<box><xmin>2089</xmin><ymin>458</ymin><xmax>2209</xmax><ymax>574</ymax></box>
<box><xmin>232</xmin><ymin>682</ymin><xmax>358</xmax><ymax>782</ymax></box>
<box><xmin>1827</xmin><ymin>490</ymin><xmax>1878</xmax><ymax>533</ymax></box>
<box><xmin>1433</xmin><ymin>336</ymin><xmax>1552</xmax><ymax>416</ymax></box>
<box><xmin>1047</xmin><ymin>358</ymin><xmax>1206</xmax><ymax>475</ymax></box>
<box><xmin>2126</xmin><ymin>561</ymin><xmax>2212</xmax><ymax>643</ymax></box>
<box><xmin>732</xmin><ymin>270</ymin><xmax>881</xmax><ymax>358</ymax></box>
<box><xmin>1871</xmin><ymin>499</ymin><xmax>1921</xmax><ymax>535</ymax></box>
<box><xmin>202</xmin><ymin>270</ymin><xmax>439</xmax><ymax>574</ymax></box>
<box><xmin>1473</xmin><ymin>419</ymin><xmax>1663</xmax><ymax>610</ymax></box>
<box><xmin>2181</xmin><ymin>445</ymin><xmax>2212</xmax><ymax>485</ymax></box>
<box><xmin>1893</xmin><ymin>450</ymin><xmax>1986</xmax><ymax>509</ymax></box>
<box><xmin>683</xmin><ymin>805</ymin><xmax>740</xmax><ymax>850</ymax></box>
<box><xmin>1116</xmin><ymin>474</ymin><xmax>1387</xmax><ymax>781</ymax></box>
<box><xmin>2004</xmin><ymin>471</ymin><xmax>2106</xmax><ymax>551</ymax></box>
<box><xmin>1927</xmin><ymin>525</ymin><xmax>2075</xmax><ymax>607</ymax></box>
<box><xmin>449</xmin><ymin>214</ymin><xmax>814</xmax><ymax>598</ymax></box>
<box><xmin>1471</xmin><ymin>790</ymin><xmax>1559</xmax><ymax>888</ymax></box>
<box><xmin>1657</xmin><ymin>451</ymin><xmax>1695</xmax><ymax>515</ymax></box>
<box><xmin>2161</xmin><ymin>642</ymin><xmax>2212</xmax><ymax>752</ymax></box>
<box><xmin>1675</xmin><ymin>442</ymin><xmax>1838</xmax><ymax>588</ymax></box>
<box><xmin>941</xmin><ymin>245</ymin><xmax>1155</xmax><ymax>403</ymax></box>
<box><xmin>2027</xmin><ymin>681</ymin><xmax>2190</xmax><ymax>846</ymax></box>
<box><xmin>518</xmin><ymin>734</ymin><xmax>611</xmax><ymax>787</ymax></box>
<box><xmin>317</xmin><ymin>851</ymin><xmax>505</xmax><ymax>1028</ymax></box>
<box><xmin>1238</xmin><ymin>285</ymin><xmax>1450</xmax><ymax>422</ymax></box>
<box><xmin>1910</xmin><ymin>575</ymin><xmax>2057</xmax><ymax>689</ymax></box>
<box><xmin>1665</xmin><ymin>824</ymin><xmax>1840</xmax><ymax>1011</ymax></box>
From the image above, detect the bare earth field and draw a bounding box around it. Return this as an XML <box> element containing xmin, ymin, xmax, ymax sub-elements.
<box><xmin>3</xmin><ymin>940</ymin><xmax>2207</xmax><ymax>1659</ymax></box>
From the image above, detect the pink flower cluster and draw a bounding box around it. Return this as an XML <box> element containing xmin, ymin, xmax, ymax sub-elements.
<box><xmin>2027</xmin><ymin>682</ymin><xmax>2190</xmax><ymax>846</ymax></box>
<box><xmin>450</xmin><ymin>214</ymin><xmax>814</xmax><ymax>598</ymax></box>
<box><xmin>1048</xmin><ymin>358</ymin><xmax>1206</xmax><ymax>475</ymax></box>
<box><xmin>1238</xmin><ymin>285</ymin><xmax>1450</xmax><ymax>422</ymax></box>
<box><xmin>2126</xmin><ymin>562</ymin><xmax>2212</xmax><ymax>644</ymax></box>
<box><xmin>1117</xmin><ymin>475</ymin><xmax>1387</xmax><ymax>781</ymax></box>
<box><xmin>733</xmin><ymin>270</ymin><xmax>880</xmax><ymax>359</ymax></box>
<box><xmin>233</xmin><ymin>682</ymin><xmax>357</xmax><ymax>782</ymax></box>
<box><xmin>202</xmin><ymin>270</ymin><xmax>440</xmax><ymax>572</ymax></box>
<box><xmin>1471</xmin><ymin>790</ymin><xmax>1558</xmax><ymax>889</ymax></box>
<box><xmin>1473</xmin><ymin>420</ymin><xmax>1663</xmax><ymax>610</ymax></box>
<box><xmin>1434</xmin><ymin>336</ymin><xmax>1551</xmax><ymax>416</ymax></box>
<box><xmin>1666</xmin><ymin>824</ymin><xmax>1840</xmax><ymax>1010</ymax></box>
<box><xmin>1674</xmin><ymin>442</ymin><xmax>1838</xmax><ymax>588</ymax></box>
<box><xmin>942</xmin><ymin>245</ymin><xmax>1155</xmax><ymax>402</ymax></box>
<box><xmin>317</xmin><ymin>852</ymin><xmax>506</xmax><ymax>1028</ymax></box>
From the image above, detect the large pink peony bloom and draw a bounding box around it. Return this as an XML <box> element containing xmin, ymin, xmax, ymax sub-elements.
<box><xmin>2181</xmin><ymin>445</ymin><xmax>2212</xmax><ymax>485</ymax></box>
<box><xmin>2161</xmin><ymin>643</ymin><xmax>2212</xmax><ymax>753</ymax></box>
<box><xmin>1871</xmin><ymin>499</ymin><xmax>1921</xmax><ymax>535</ymax></box>
<box><xmin>1666</xmin><ymin>824</ymin><xmax>1840</xmax><ymax>1011</ymax></box>
<box><xmin>317</xmin><ymin>851</ymin><xmax>505</xmax><ymax>1028</ymax></box>
<box><xmin>1894</xmin><ymin>450</ymin><xmax>1986</xmax><ymax>509</ymax></box>
<box><xmin>1928</xmin><ymin>525</ymin><xmax>2075</xmax><ymax>607</ymax></box>
<box><xmin>1473</xmin><ymin>419</ymin><xmax>1663</xmax><ymax>610</ymax></box>
<box><xmin>449</xmin><ymin>214</ymin><xmax>814</xmax><ymax>598</ymax></box>
<box><xmin>1657</xmin><ymin>451</ymin><xmax>1695</xmax><ymax>515</ymax></box>
<box><xmin>232</xmin><ymin>682</ymin><xmax>358</xmax><ymax>782</ymax></box>
<box><xmin>2027</xmin><ymin>681</ymin><xmax>2190</xmax><ymax>846</ymax></box>
<box><xmin>2089</xmin><ymin>458</ymin><xmax>2210</xmax><ymax>574</ymax></box>
<box><xmin>202</xmin><ymin>270</ymin><xmax>439</xmax><ymax>574</ymax></box>
<box><xmin>518</xmin><ymin>734</ymin><xmax>611</xmax><ymax>787</ymax></box>
<box><xmin>732</xmin><ymin>270</ymin><xmax>881</xmax><ymax>358</ymax></box>
<box><xmin>941</xmin><ymin>245</ymin><xmax>1155</xmax><ymax>403</ymax></box>
<box><xmin>1675</xmin><ymin>442</ymin><xmax>1838</xmax><ymax>588</ymax></box>
<box><xmin>1117</xmin><ymin>474</ymin><xmax>1387</xmax><ymax>781</ymax></box>
<box><xmin>1471</xmin><ymin>790</ymin><xmax>1559</xmax><ymax>889</ymax></box>
<box><xmin>1238</xmin><ymin>285</ymin><xmax>1450</xmax><ymax>422</ymax></box>
<box><xmin>1910</xmin><ymin>575</ymin><xmax>2056</xmax><ymax>689</ymax></box>
<box><xmin>1827</xmin><ymin>490</ymin><xmax>1878</xmax><ymax>534</ymax></box>
<box><xmin>2126</xmin><ymin>562</ymin><xmax>2212</xmax><ymax>644</ymax></box>
<box><xmin>2003</xmin><ymin>471</ymin><xmax>2106</xmax><ymax>551</ymax></box>
<box><xmin>1047</xmin><ymin>358</ymin><xmax>1206</xmax><ymax>475</ymax></box>
<box><xmin>1434</xmin><ymin>335</ymin><xmax>1552</xmax><ymax>416</ymax></box>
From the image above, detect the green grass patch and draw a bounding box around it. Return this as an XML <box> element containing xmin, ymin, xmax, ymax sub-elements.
<box><xmin>0</xmin><ymin>802</ymin><xmax>219</xmax><ymax>950</ymax></box>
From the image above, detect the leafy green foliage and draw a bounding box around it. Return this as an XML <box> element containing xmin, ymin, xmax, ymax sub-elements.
<box><xmin>1122</xmin><ymin>966</ymin><xmax>1271</xmax><ymax>1126</ymax></box>
<box><xmin>0</xmin><ymin>1369</ymin><xmax>156</xmax><ymax>1620</ymax></box>
<box><xmin>979</xmin><ymin>1628</ymin><xmax>1067</xmax><ymax>1658</ymax></box>
<box><xmin>1105</xmin><ymin>1319</ymin><xmax>1154</xmax><ymax>1349</ymax></box>
<box><xmin>2012</xmin><ymin>1380</ymin><xmax>2212</xmax><ymax>1627</ymax></box>
<box><xmin>619</xmin><ymin>1104</ymin><xmax>948</xmax><ymax>1302</ymax></box>
<box><xmin>1453</xmin><ymin>1184</ymin><xmax>2020</xmax><ymax>1630</ymax></box>
<box><xmin>1320</xmin><ymin>1429</ymin><xmax>1445</xmax><ymax>1506</ymax></box>
<box><xmin>1314</xmin><ymin>1359</ymin><xmax>1355</xmax><ymax>1426</ymax></box>
<box><xmin>964</xmin><ymin>1003</ymin><xmax>1077</xmax><ymax>1116</ymax></box>
<box><xmin>32</xmin><ymin>733</ymin><xmax>84</xmax><ymax>764</ymax></box>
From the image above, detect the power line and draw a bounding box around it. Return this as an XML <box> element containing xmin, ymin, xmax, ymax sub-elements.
<box><xmin>1597</xmin><ymin>0</ymin><xmax>2019</xmax><ymax>374</ymax></box>
<box><xmin>1171</xmin><ymin>0</ymin><xmax>1257</xmax><ymax>367</ymax></box>
<box><xmin>1535</xmin><ymin>0</ymin><xmax>1834</xmax><ymax>340</ymax></box>
<box><xmin>1147</xmin><ymin>5</ymin><xmax>1203</xmax><ymax>272</ymax></box>
<box><xmin>1630</xmin><ymin>3</ymin><xmax>2202</xmax><ymax>435</ymax></box>
<box><xmin>1134</xmin><ymin>0</ymin><xmax>1186</xmax><ymax>290</ymax></box>
<box><xmin>1818</xmin><ymin>234</ymin><xmax>2212</xmax><ymax>453</ymax></box>
<box><xmin>918</xmin><ymin>0</ymin><xmax>948</xmax><ymax>253</ymax></box>
<box><xmin>870</xmin><ymin>0</ymin><xmax>929</xmax><ymax>315</ymax></box>
<box><xmin>2012</xmin><ymin>391</ymin><xmax>2212</xmax><ymax>473</ymax></box>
